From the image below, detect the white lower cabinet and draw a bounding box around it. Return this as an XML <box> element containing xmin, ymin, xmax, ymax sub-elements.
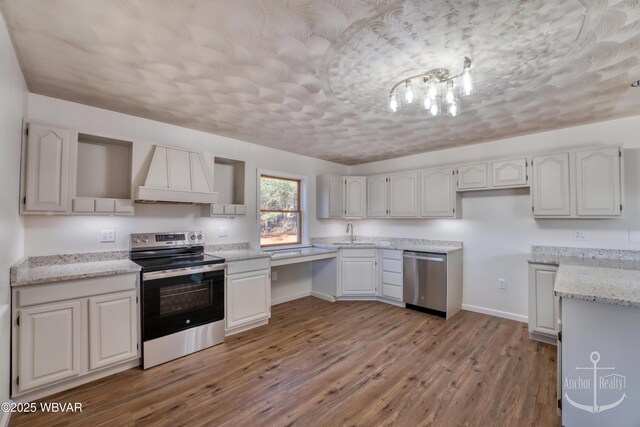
<box><xmin>88</xmin><ymin>291</ymin><xmax>138</xmax><ymax>371</ymax></box>
<box><xmin>12</xmin><ymin>274</ymin><xmax>140</xmax><ymax>399</ymax></box>
<box><xmin>225</xmin><ymin>258</ymin><xmax>271</xmax><ymax>334</ymax></box>
<box><xmin>528</xmin><ymin>263</ymin><xmax>559</xmax><ymax>343</ymax></box>
<box><xmin>379</xmin><ymin>250</ymin><xmax>403</xmax><ymax>301</ymax></box>
<box><xmin>340</xmin><ymin>249</ymin><xmax>377</xmax><ymax>296</ymax></box>
<box><xmin>18</xmin><ymin>301</ymin><xmax>82</xmax><ymax>393</ymax></box>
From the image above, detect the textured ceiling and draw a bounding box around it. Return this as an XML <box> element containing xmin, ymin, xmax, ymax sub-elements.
<box><xmin>1</xmin><ymin>0</ymin><xmax>640</xmax><ymax>165</ymax></box>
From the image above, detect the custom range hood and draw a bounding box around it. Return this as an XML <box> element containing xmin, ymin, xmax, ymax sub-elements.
<box><xmin>136</xmin><ymin>145</ymin><xmax>219</xmax><ymax>204</ymax></box>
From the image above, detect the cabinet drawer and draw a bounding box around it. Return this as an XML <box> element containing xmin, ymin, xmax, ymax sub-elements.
<box><xmin>211</xmin><ymin>204</ymin><xmax>224</xmax><ymax>215</ymax></box>
<box><xmin>115</xmin><ymin>199</ymin><xmax>134</xmax><ymax>214</ymax></box>
<box><xmin>382</xmin><ymin>284</ymin><xmax>402</xmax><ymax>300</ymax></box>
<box><xmin>223</xmin><ymin>204</ymin><xmax>236</xmax><ymax>215</ymax></box>
<box><xmin>382</xmin><ymin>271</ymin><xmax>402</xmax><ymax>286</ymax></box>
<box><xmin>227</xmin><ymin>257</ymin><xmax>271</xmax><ymax>275</ymax></box>
<box><xmin>381</xmin><ymin>249</ymin><xmax>403</xmax><ymax>260</ymax></box>
<box><xmin>382</xmin><ymin>258</ymin><xmax>402</xmax><ymax>273</ymax></box>
<box><xmin>95</xmin><ymin>199</ymin><xmax>116</xmax><ymax>213</ymax></box>
<box><xmin>341</xmin><ymin>248</ymin><xmax>377</xmax><ymax>258</ymax></box>
<box><xmin>73</xmin><ymin>198</ymin><xmax>95</xmax><ymax>213</ymax></box>
<box><xmin>234</xmin><ymin>205</ymin><xmax>246</xmax><ymax>215</ymax></box>
<box><xmin>16</xmin><ymin>273</ymin><xmax>138</xmax><ymax>307</ymax></box>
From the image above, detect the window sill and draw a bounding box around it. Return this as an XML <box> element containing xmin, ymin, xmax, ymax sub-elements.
<box><xmin>262</xmin><ymin>244</ymin><xmax>312</xmax><ymax>252</ymax></box>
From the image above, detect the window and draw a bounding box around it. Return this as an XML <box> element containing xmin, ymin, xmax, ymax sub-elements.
<box><xmin>260</xmin><ymin>175</ymin><xmax>302</xmax><ymax>247</ymax></box>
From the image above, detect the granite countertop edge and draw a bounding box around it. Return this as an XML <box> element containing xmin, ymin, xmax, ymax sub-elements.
<box><xmin>11</xmin><ymin>259</ymin><xmax>142</xmax><ymax>287</ymax></box>
<box><xmin>314</xmin><ymin>243</ymin><xmax>462</xmax><ymax>253</ymax></box>
<box><xmin>529</xmin><ymin>250</ymin><xmax>640</xmax><ymax>308</ymax></box>
<box><xmin>12</xmin><ymin>241</ymin><xmax>459</xmax><ymax>287</ymax></box>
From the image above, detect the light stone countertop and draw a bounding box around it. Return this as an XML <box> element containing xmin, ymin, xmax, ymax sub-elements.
<box><xmin>554</xmin><ymin>264</ymin><xmax>640</xmax><ymax>308</ymax></box>
<box><xmin>206</xmin><ymin>249</ymin><xmax>270</xmax><ymax>262</ymax></box>
<box><xmin>529</xmin><ymin>246</ymin><xmax>640</xmax><ymax>308</ymax></box>
<box><xmin>11</xmin><ymin>258</ymin><xmax>141</xmax><ymax>287</ymax></box>
<box><xmin>267</xmin><ymin>246</ymin><xmax>338</xmax><ymax>260</ymax></box>
<box><xmin>207</xmin><ymin>246</ymin><xmax>338</xmax><ymax>262</ymax></box>
<box><xmin>311</xmin><ymin>236</ymin><xmax>463</xmax><ymax>254</ymax></box>
<box><xmin>11</xmin><ymin>237</ymin><xmax>461</xmax><ymax>287</ymax></box>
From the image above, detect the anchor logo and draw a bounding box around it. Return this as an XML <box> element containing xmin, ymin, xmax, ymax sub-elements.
<box><xmin>564</xmin><ymin>351</ymin><xmax>627</xmax><ymax>414</ymax></box>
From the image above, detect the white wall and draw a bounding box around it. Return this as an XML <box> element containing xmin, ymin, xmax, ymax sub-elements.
<box><xmin>24</xmin><ymin>94</ymin><xmax>350</xmax><ymax>255</ymax></box>
<box><xmin>0</xmin><ymin>10</ymin><xmax>27</xmax><ymax>418</ymax></box>
<box><xmin>351</xmin><ymin>116</ymin><xmax>640</xmax><ymax>320</ymax></box>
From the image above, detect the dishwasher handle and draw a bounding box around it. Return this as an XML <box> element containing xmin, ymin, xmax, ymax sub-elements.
<box><xmin>403</xmin><ymin>252</ymin><xmax>446</xmax><ymax>262</ymax></box>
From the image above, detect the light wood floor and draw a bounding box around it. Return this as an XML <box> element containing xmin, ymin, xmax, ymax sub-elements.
<box><xmin>10</xmin><ymin>297</ymin><xmax>560</xmax><ymax>427</ymax></box>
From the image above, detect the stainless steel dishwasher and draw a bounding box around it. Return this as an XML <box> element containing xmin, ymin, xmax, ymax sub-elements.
<box><xmin>403</xmin><ymin>251</ymin><xmax>447</xmax><ymax>317</ymax></box>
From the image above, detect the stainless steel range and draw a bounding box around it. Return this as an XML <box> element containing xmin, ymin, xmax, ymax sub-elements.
<box><xmin>130</xmin><ymin>231</ymin><xmax>225</xmax><ymax>369</ymax></box>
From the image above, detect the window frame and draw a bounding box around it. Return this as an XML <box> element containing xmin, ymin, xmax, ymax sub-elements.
<box><xmin>258</xmin><ymin>171</ymin><xmax>306</xmax><ymax>249</ymax></box>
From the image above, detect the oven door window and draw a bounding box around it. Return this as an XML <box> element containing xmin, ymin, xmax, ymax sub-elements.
<box><xmin>143</xmin><ymin>270</ymin><xmax>224</xmax><ymax>341</ymax></box>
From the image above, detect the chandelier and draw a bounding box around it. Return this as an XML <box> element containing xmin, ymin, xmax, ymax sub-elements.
<box><xmin>388</xmin><ymin>57</ymin><xmax>474</xmax><ymax>117</ymax></box>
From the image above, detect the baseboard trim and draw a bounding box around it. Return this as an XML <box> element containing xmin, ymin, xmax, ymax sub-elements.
<box><xmin>12</xmin><ymin>359</ymin><xmax>140</xmax><ymax>403</ymax></box>
<box><xmin>310</xmin><ymin>291</ymin><xmax>335</xmax><ymax>302</ymax></box>
<box><xmin>271</xmin><ymin>291</ymin><xmax>312</xmax><ymax>306</ymax></box>
<box><xmin>529</xmin><ymin>331</ymin><xmax>557</xmax><ymax>345</ymax></box>
<box><xmin>0</xmin><ymin>403</ymin><xmax>11</xmax><ymax>427</ymax></box>
<box><xmin>376</xmin><ymin>297</ymin><xmax>405</xmax><ymax>308</ymax></box>
<box><xmin>462</xmin><ymin>304</ymin><xmax>528</xmax><ymax>323</ymax></box>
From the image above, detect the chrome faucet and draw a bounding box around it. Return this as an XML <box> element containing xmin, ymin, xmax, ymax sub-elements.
<box><xmin>346</xmin><ymin>222</ymin><xmax>355</xmax><ymax>244</ymax></box>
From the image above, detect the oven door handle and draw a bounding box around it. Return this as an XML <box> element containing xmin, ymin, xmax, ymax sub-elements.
<box><xmin>143</xmin><ymin>264</ymin><xmax>226</xmax><ymax>281</ymax></box>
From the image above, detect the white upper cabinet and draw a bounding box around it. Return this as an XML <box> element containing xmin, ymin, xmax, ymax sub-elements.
<box><xmin>491</xmin><ymin>158</ymin><xmax>528</xmax><ymax>188</ymax></box>
<box><xmin>456</xmin><ymin>163</ymin><xmax>488</xmax><ymax>191</ymax></box>
<box><xmin>367</xmin><ymin>175</ymin><xmax>388</xmax><ymax>217</ymax></box>
<box><xmin>23</xmin><ymin>122</ymin><xmax>71</xmax><ymax>213</ymax></box>
<box><xmin>532</xmin><ymin>153</ymin><xmax>571</xmax><ymax>216</ymax></box>
<box><xmin>316</xmin><ymin>174</ymin><xmax>343</xmax><ymax>218</ymax></box>
<box><xmin>344</xmin><ymin>177</ymin><xmax>366</xmax><ymax>218</ymax></box>
<box><xmin>389</xmin><ymin>172</ymin><xmax>419</xmax><ymax>217</ymax></box>
<box><xmin>575</xmin><ymin>147</ymin><xmax>622</xmax><ymax>216</ymax></box>
<box><xmin>420</xmin><ymin>167</ymin><xmax>456</xmax><ymax>217</ymax></box>
<box><xmin>328</xmin><ymin>175</ymin><xmax>344</xmax><ymax>217</ymax></box>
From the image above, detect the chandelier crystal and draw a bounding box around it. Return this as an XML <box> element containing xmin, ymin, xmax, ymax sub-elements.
<box><xmin>388</xmin><ymin>57</ymin><xmax>474</xmax><ymax>117</ymax></box>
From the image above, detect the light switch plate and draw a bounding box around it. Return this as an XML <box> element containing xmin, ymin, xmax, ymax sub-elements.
<box><xmin>218</xmin><ymin>227</ymin><xmax>228</xmax><ymax>238</ymax></box>
<box><xmin>100</xmin><ymin>230</ymin><xmax>115</xmax><ymax>243</ymax></box>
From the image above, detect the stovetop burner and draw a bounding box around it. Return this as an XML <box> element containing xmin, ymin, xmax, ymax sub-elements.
<box><xmin>129</xmin><ymin>231</ymin><xmax>224</xmax><ymax>271</ymax></box>
<box><xmin>132</xmin><ymin>252</ymin><xmax>224</xmax><ymax>272</ymax></box>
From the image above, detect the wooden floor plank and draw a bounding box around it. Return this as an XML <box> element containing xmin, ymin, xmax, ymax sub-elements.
<box><xmin>9</xmin><ymin>297</ymin><xmax>561</xmax><ymax>427</ymax></box>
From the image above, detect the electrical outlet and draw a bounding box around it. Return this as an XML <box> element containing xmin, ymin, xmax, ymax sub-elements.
<box><xmin>100</xmin><ymin>230</ymin><xmax>115</xmax><ymax>243</ymax></box>
<box><xmin>574</xmin><ymin>231</ymin><xmax>587</xmax><ymax>241</ymax></box>
<box><xmin>218</xmin><ymin>227</ymin><xmax>228</xmax><ymax>238</ymax></box>
<box><xmin>498</xmin><ymin>279</ymin><xmax>506</xmax><ymax>290</ymax></box>
<box><xmin>271</xmin><ymin>270</ymin><xmax>278</xmax><ymax>281</ymax></box>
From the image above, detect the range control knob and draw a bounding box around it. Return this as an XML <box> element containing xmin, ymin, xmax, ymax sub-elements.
<box><xmin>197</xmin><ymin>234</ymin><xmax>203</xmax><ymax>240</ymax></box>
<box><xmin>141</xmin><ymin>236</ymin><xmax>148</xmax><ymax>243</ymax></box>
<box><xmin>133</xmin><ymin>237</ymin><xmax>140</xmax><ymax>244</ymax></box>
<box><xmin>191</xmin><ymin>234</ymin><xmax>196</xmax><ymax>240</ymax></box>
